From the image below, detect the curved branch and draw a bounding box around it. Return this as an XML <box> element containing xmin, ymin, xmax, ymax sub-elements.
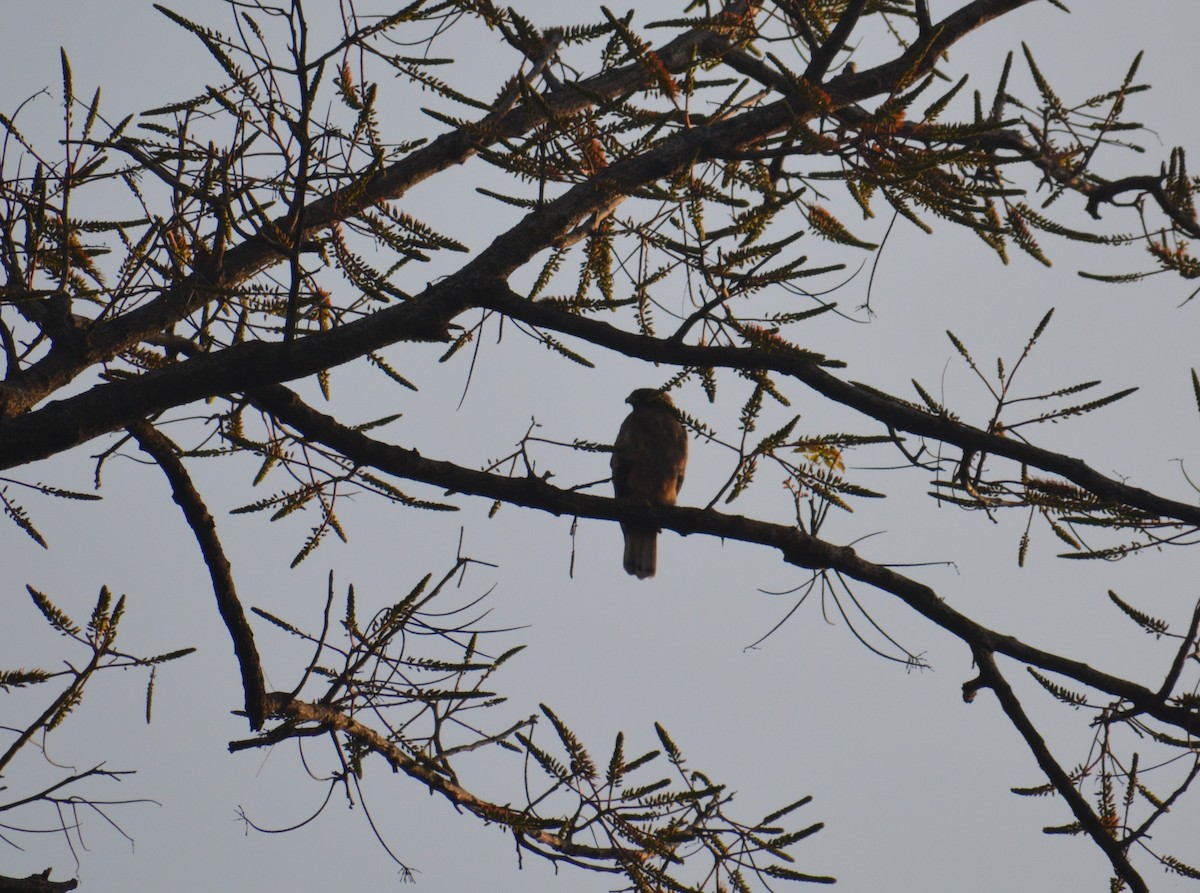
<box><xmin>242</xmin><ymin>692</ymin><xmax>624</xmax><ymax>864</ymax></box>
<box><xmin>1088</xmin><ymin>176</ymin><xmax>1200</xmax><ymax>239</ymax></box>
<box><xmin>247</xmin><ymin>384</ymin><xmax>1200</xmax><ymax>737</ymax></box>
<box><xmin>129</xmin><ymin>420</ymin><xmax>267</xmax><ymax>728</ymax></box>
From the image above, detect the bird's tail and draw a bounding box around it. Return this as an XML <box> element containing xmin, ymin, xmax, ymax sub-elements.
<box><xmin>622</xmin><ymin>527</ymin><xmax>658</xmax><ymax>579</ymax></box>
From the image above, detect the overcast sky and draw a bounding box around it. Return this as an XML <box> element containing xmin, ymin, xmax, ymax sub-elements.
<box><xmin>4</xmin><ymin>2</ymin><xmax>1200</xmax><ymax>891</ymax></box>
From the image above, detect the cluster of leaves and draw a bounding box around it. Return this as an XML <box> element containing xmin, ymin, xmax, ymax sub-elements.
<box><xmin>222</xmin><ymin>409</ymin><xmax>457</xmax><ymax>567</ymax></box>
<box><xmin>520</xmin><ymin>709</ymin><xmax>833</xmax><ymax>890</ymax></box>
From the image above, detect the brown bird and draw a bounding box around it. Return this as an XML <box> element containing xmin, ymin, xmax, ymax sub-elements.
<box><xmin>611</xmin><ymin>388</ymin><xmax>688</xmax><ymax>579</ymax></box>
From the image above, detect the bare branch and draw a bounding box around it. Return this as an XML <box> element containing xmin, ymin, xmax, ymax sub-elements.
<box><xmin>246</xmin><ymin>384</ymin><xmax>1199</xmax><ymax>738</ymax></box>
<box><xmin>804</xmin><ymin>0</ymin><xmax>869</xmax><ymax>82</ymax></box>
<box><xmin>971</xmin><ymin>649</ymin><xmax>1147</xmax><ymax>893</ymax></box>
<box><xmin>0</xmin><ymin>871</ymin><xmax>78</xmax><ymax>893</ymax></box>
<box><xmin>128</xmin><ymin>420</ymin><xmax>267</xmax><ymax>728</ymax></box>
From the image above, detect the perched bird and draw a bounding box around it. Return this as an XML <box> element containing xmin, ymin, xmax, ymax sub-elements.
<box><xmin>611</xmin><ymin>388</ymin><xmax>689</xmax><ymax>579</ymax></box>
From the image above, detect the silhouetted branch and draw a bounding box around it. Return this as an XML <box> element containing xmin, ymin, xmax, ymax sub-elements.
<box><xmin>972</xmin><ymin>648</ymin><xmax>1147</xmax><ymax>893</ymax></box>
<box><xmin>0</xmin><ymin>871</ymin><xmax>77</xmax><ymax>893</ymax></box>
<box><xmin>805</xmin><ymin>0</ymin><xmax>868</xmax><ymax>81</ymax></box>
<box><xmin>1157</xmin><ymin>598</ymin><xmax>1200</xmax><ymax>700</ymax></box>
<box><xmin>0</xmin><ymin>12</ymin><xmax>743</xmax><ymax>421</ymax></box>
<box><xmin>2</xmin><ymin>287</ymin><xmax>1195</xmax><ymax>538</ymax></box>
<box><xmin>0</xmin><ymin>1</ymin><xmax>1066</xmax><ymax>427</ymax></box>
<box><xmin>129</xmin><ymin>420</ymin><xmax>267</xmax><ymax>728</ymax></box>
<box><xmin>247</xmin><ymin>384</ymin><xmax>1200</xmax><ymax>738</ymax></box>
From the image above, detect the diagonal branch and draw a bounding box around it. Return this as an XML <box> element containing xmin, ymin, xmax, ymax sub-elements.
<box><xmin>128</xmin><ymin>420</ymin><xmax>267</xmax><ymax>728</ymax></box>
<box><xmin>235</xmin><ymin>691</ymin><xmax>621</xmax><ymax>863</ymax></box>
<box><xmin>804</xmin><ymin>0</ymin><xmax>869</xmax><ymax>81</ymax></box>
<box><xmin>245</xmin><ymin>384</ymin><xmax>1200</xmax><ymax>737</ymax></box>
<box><xmin>0</xmin><ymin>0</ymin><xmax>1042</xmax><ymax>423</ymax></box>
<box><xmin>1156</xmin><ymin>597</ymin><xmax>1200</xmax><ymax>701</ymax></box>
<box><xmin>971</xmin><ymin>648</ymin><xmax>1147</xmax><ymax>893</ymax></box>
<box><xmin>0</xmin><ymin>13</ymin><xmax>743</xmax><ymax>421</ymax></box>
<box><xmin>0</xmin><ymin>644</ymin><xmax>105</xmax><ymax>776</ymax></box>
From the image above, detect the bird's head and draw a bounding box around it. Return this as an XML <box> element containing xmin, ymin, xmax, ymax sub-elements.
<box><xmin>626</xmin><ymin>388</ymin><xmax>675</xmax><ymax>408</ymax></box>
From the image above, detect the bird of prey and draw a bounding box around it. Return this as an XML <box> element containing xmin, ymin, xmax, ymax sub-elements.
<box><xmin>611</xmin><ymin>388</ymin><xmax>688</xmax><ymax>579</ymax></box>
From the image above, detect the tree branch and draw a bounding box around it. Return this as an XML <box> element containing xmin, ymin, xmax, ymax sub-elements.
<box><xmin>129</xmin><ymin>420</ymin><xmax>267</xmax><ymax>728</ymax></box>
<box><xmin>972</xmin><ymin>648</ymin><xmax>1147</xmax><ymax>893</ymax></box>
<box><xmin>804</xmin><ymin>0</ymin><xmax>868</xmax><ymax>82</ymax></box>
<box><xmin>1156</xmin><ymin>597</ymin><xmax>1200</xmax><ymax>701</ymax></box>
<box><xmin>480</xmin><ymin>288</ymin><xmax>1200</xmax><ymax>528</ymax></box>
<box><xmin>4</xmin><ymin>279</ymin><xmax>1196</xmax><ymax>542</ymax></box>
<box><xmin>0</xmin><ymin>12</ymin><xmax>741</xmax><ymax>421</ymax></box>
<box><xmin>245</xmin><ymin>384</ymin><xmax>1200</xmax><ymax>737</ymax></box>
<box><xmin>0</xmin><ymin>872</ymin><xmax>77</xmax><ymax>893</ymax></box>
<box><xmin>0</xmin><ymin>0</ymin><xmax>1043</xmax><ymax>425</ymax></box>
<box><xmin>243</xmin><ymin>691</ymin><xmax>628</xmax><ymax>864</ymax></box>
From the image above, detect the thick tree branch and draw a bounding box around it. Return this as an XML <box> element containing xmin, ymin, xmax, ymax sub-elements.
<box><xmin>129</xmin><ymin>420</ymin><xmax>267</xmax><ymax>728</ymax></box>
<box><xmin>0</xmin><ymin>0</ymin><xmax>1040</xmax><ymax>424</ymax></box>
<box><xmin>0</xmin><ymin>872</ymin><xmax>77</xmax><ymax>893</ymax></box>
<box><xmin>246</xmin><ymin>384</ymin><xmax>1200</xmax><ymax>738</ymax></box>
<box><xmin>0</xmin><ymin>15</ymin><xmax>741</xmax><ymax>421</ymax></box>
<box><xmin>0</xmin><ymin>291</ymin><xmax>459</xmax><ymax>468</ymax></box>
<box><xmin>4</xmin><ymin>278</ymin><xmax>1197</xmax><ymax>543</ymax></box>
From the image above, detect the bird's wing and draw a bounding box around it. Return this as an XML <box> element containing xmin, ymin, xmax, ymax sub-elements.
<box><xmin>611</xmin><ymin>415</ymin><xmax>638</xmax><ymax>497</ymax></box>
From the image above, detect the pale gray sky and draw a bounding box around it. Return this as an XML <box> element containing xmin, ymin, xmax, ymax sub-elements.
<box><xmin>4</xmin><ymin>2</ymin><xmax>1200</xmax><ymax>891</ymax></box>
